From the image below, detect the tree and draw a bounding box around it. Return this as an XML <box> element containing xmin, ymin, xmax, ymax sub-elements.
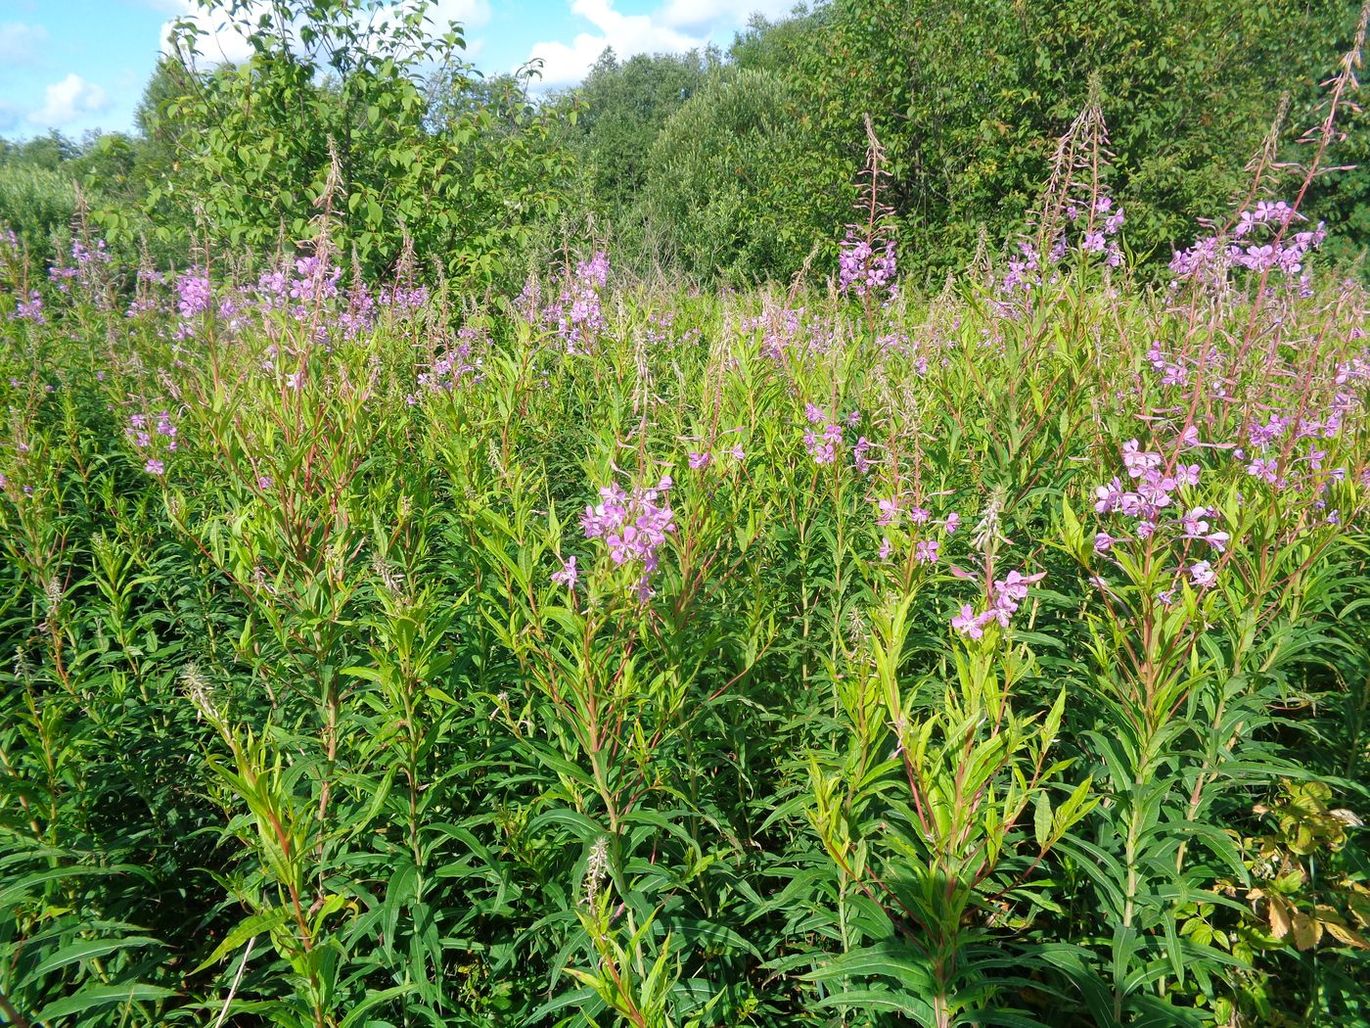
<box><xmin>566</xmin><ymin>48</ymin><xmax>716</xmax><ymax>217</ymax></box>
<box><xmin>639</xmin><ymin>67</ymin><xmax>837</xmax><ymax>282</ymax></box>
<box><xmin>155</xmin><ymin>0</ymin><xmax>573</xmax><ymax>286</ymax></box>
<box><xmin>782</xmin><ymin>0</ymin><xmax>1365</xmax><ymax>279</ymax></box>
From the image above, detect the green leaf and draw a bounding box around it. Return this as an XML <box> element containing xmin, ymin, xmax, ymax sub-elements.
<box><xmin>1034</xmin><ymin>792</ymin><xmax>1053</xmax><ymax>850</ymax></box>
<box><xmin>35</xmin><ymin>982</ymin><xmax>177</xmax><ymax>1022</ymax></box>
<box><xmin>191</xmin><ymin>906</ymin><xmax>292</xmax><ymax>974</ymax></box>
<box><xmin>29</xmin><ymin>936</ymin><xmax>162</xmax><ymax>981</ymax></box>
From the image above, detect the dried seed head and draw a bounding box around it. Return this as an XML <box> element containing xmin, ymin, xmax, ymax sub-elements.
<box><xmin>370</xmin><ymin>551</ymin><xmax>406</xmax><ymax>597</ymax></box>
<box><xmin>43</xmin><ymin>576</ymin><xmax>63</xmax><ymax>615</ymax></box>
<box><xmin>180</xmin><ymin>662</ymin><xmax>217</xmax><ymax>722</ymax></box>
<box><xmin>845</xmin><ymin>606</ymin><xmax>868</xmax><ymax>646</ymax></box>
<box><xmin>583</xmin><ymin>835</ymin><xmax>609</xmax><ymax>905</ymax></box>
<box><xmin>972</xmin><ymin>486</ymin><xmax>1009</xmax><ymax>553</ymax></box>
<box><xmin>325</xmin><ymin>536</ymin><xmax>347</xmax><ymax>583</ymax></box>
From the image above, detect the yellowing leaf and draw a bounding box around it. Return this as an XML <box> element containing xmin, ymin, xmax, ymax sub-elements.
<box><xmin>1291</xmin><ymin>911</ymin><xmax>1322</xmax><ymax>950</ymax></box>
<box><xmin>1323</xmin><ymin>921</ymin><xmax>1370</xmax><ymax>950</ymax></box>
<box><xmin>1267</xmin><ymin>895</ymin><xmax>1291</xmax><ymax>940</ymax></box>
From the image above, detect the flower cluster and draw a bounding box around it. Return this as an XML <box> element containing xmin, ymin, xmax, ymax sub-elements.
<box><xmin>407</xmin><ymin>327</ymin><xmax>485</xmax><ymax>404</ymax></box>
<box><xmin>952</xmin><ymin>569</ymin><xmax>1045</xmax><ymax>639</ymax></box>
<box><xmin>852</xmin><ymin>435</ymin><xmax>874</xmax><ymax>474</ymax></box>
<box><xmin>1093</xmin><ymin>439</ymin><xmax>1201</xmax><ymax>538</ymax></box>
<box><xmin>177</xmin><ymin>272</ymin><xmax>212</xmax><ymax>319</ymax></box>
<box><xmin>337</xmin><ymin>280</ymin><xmax>378</xmax><ymax>338</ymax></box>
<box><xmin>48</xmin><ymin>238</ymin><xmax>112</xmax><ymax>295</ymax></box>
<box><xmin>1233</xmin><ymin>397</ymin><xmax>1358</xmax><ymax>497</ymax></box>
<box><xmin>802</xmin><ymin>403</ymin><xmax>844</xmax><ymax>465</ymax></box>
<box><xmin>9</xmin><ymin>291</ymin><xmax>43</xmax><ymax>324</ymax></box>
<box><xmin>1170</xmin><ymin>200</ymin><xmax>1326</xmax><ymax>287</ymax></box>
<box><xmin>553</xmin><ymin>251</ymin><xmax>609</xmax><ymax>355</ymax></box>
<box><xmin>551</xmin><ymin>556</ymin><xmax>578</xmax><ymax>590</ymax></box>
<box><xmin>125</xmin><ymin>409</ymin><xmax>179</xmax><ymax>476</ymax></box>
<box><xmin>1001</xmin><ymin>242</ymin><xmax>1041</xmax><ymax>295</ymax></box>
<box><xmin>1144</xmin><ymin>339</ymin><xmax>1218</xmax><ymax>389</ymax></box>
<box><xmin>837</xmin><ymin>228</ymin><xmax>897</xmax><ymax>297</ymax></box>
<box><xmin>289</xmin><ymin>255</ymin><xmax>343</xmax><ymax>305</ymax></box>
<box><xmin>1090</xmin><ymin>440</ymin><xmax>1238</xmax><ymax>600</ymax></box>
<box><xmin>1179</xmin><ymin>506</ymin><xmax>1230</xmax><ymax>552</ymax></box>
<box><xmin>1071</xmin><ymin>196</ymin><xmax>1125</xmax><ymax>266</ymax></box>
<box><xmin>873</xmin><ymin>497</ymin><xmax>956</xmax><ymax>564</ymax></box>
<box><xmin>999</xmin><ymin>197</ymin><xmax>1125</xmax><ymax>302</ymax></box>
<box><xmin>581</xmin><ymin>474</ymin><xmax>676</xmax><ymax>599</ymax></box>
<box><xmin>254</xmin><ymin>256</ymin><xmax>341</xmax><ymax>326</ymax></box>
<box><xmin>739</xmin><ymin>303</ymin><xmax>805</xmax><ymax>361</ymax></box>
<box><xmin>378</xmin><ymin>284</ymin><xmax>429</xmax><ymax>312</ymax></box>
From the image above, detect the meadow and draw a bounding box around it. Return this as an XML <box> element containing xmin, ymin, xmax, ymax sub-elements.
<box><xmin>3</xmin><ymin>1</ymin><xmax>1370</xmax><ymax>1024</ymax></box>
<box><xmin>2</xmin><ymin>165</ymin><xmax>1369</xmax><ymax>1025</ymax></box>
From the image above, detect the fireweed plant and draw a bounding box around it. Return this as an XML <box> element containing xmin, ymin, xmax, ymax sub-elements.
<box><xmin>2</xmin><ymin>78</ymin><xmax>1370</xmax><ymax>1028</ymax></box>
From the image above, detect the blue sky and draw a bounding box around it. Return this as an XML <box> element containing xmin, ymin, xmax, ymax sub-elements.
<box><xmin>0</xmin><ymin>0</ymin><xmax>797</xmax><ymax>140</ymax></box>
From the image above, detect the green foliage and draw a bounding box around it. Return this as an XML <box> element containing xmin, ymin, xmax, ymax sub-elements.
<box><xmin>564</xmin><ymin>48</ymin><xmax>716</xmax><ymax>218</ymax></box>
<box><xmin>1</xmin><ymin>212</ymin><xmax>1368</xmax><ymax>1024</ymax></box>
<box><xmin>7</xmin><ymin>0</ymin><xmax>1367</xmax><ymax>285</ymax></box>
<box><xmin>0</xmin><ymin>163</ymin><xmax>80</xmax><ymax>265</ymax></box>
<box><xmin>638</xmin><ymin>68</ymin><xmax>838</xmax><ymax>282</ymax></box>
<box><xmin>2</xmin><ymin>2</ymin><xmax>1370</xmax><ymax>1025</ymax></box>
<box><xmin>156</xmin><ymin>0</ymin><xmax>571</xmax><ymax>287</ymax></box>
<box><xmin>757</xmin><ymin>0</ymin><xmax>1366</xmax><ymax>281</ymax></box>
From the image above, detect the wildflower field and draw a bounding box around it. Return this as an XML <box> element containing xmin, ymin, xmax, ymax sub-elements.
<box><xmin>3</xmin><ymin>178</ymin><xmax>1370</xmax><ymax>1025</ymax></box>
<box><xmin>3</xmin><ymin>0</ymin><xmax>1370</xmax><ymax>1025</ymax></box>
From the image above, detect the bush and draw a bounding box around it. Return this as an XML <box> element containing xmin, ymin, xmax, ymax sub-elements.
<box><xmin>0</xmin><ymin>163</ymin><xmax>79</xmax><ymax>263</ymax></box>
<box><xmin>639</xmin><ymin>68</ymin><xmax>840</xmax><ymax>282</ymax></box>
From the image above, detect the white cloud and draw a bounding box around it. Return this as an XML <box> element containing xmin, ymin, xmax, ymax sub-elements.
<box><xmin>159</xmin><ymin>1</ymin><xmax>258</xmax><ymax>65</ymax></box>
<box><xmin>523</xmin><ymin>0</ymin><xmax>800</xmax><ymax>87</ymax></box>
<box><xmin>158</xmin><ymin>0</ymin><xmax>490</xmax><ymax>68</ymax></box>
<box><xmin>656</xmin><ymin>0</ymin><xmax>795</xmax><ymax>33</ymax></box>
<box><xmin>0</xmin><ymin>20</ymin><xmax>48</xmax><ymax>64</ymax></box>
<box><xmin>526</xmin><ymin>0</ymin><xmax>696</xmax><ymax>87</ymax></box>
<box><xmin>429</xmin><ymin>0</ymin><xmax>491</xmax><ymax>31</ymax></box>
<box><xmin>27</xmin><ymin>74</ymin><xmax>111</xmax><ymax>128</ymax></box>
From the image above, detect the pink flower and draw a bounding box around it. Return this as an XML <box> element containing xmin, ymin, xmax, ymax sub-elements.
<box><xmin>996</xmin><ymin>570</ymin><xmax>1045</xmax><ymax>605</ymax></box>
<box><xmin>915</xmin><ymin>539</ymin><xmax>940</xmax><ymax>564</ymax></box>
<box><xmin>804</xmin><ymin>422</ymin><xmax>842</xmax><ymax>465</ymax></box>
<box><xmin>1246</xmin><ymin>458</ymin><xmax>1279</xmax><ymax>485</ymax></box>
<box><xmin>1175</xmin><ymin>463</ymin><xmax>1201</xmax><ymax>487</ymax></box>
<box><xmin>552</xmin><ymin>556</ymin><xmax>578</xmax><ymax>590</ymax></box>
<box><xmin>582</xmin><ymin>476</ymin><xmax>675</xmax><ymax>597</ymax></box>
<box><xmin>688</xmin><ymin>451</ymin><xmax>711</xmax><ymax>469</ymax></box>
<box><xmin>852</xmin><ymin>436</ymin><xmax>873</xmax><ymax>474</ymax></box>
<box><xmin>1189</xmin><ymin>561</ymin><xmax>1217</xmax><ymax>589</ymax></box>
<box><xmin>952</xmin><ymin>604</ymin><xmax>984</xmax><ymax>639</ymax></box>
